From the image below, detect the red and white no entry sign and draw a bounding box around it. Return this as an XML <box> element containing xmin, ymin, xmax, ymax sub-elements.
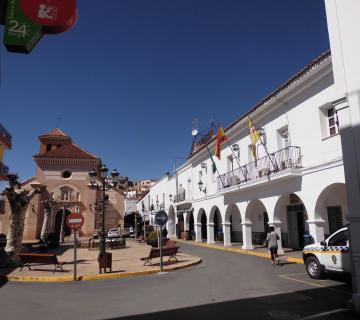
<box><xmin>66</xmin><ymin>212</ymin><xmax>84</xmax><ymax>230</ymax></box>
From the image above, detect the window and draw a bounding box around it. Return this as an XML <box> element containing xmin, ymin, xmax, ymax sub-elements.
<box><xmin>61</xmin><ymin>170</ymin><xmax>72</xmax><ymax>179</ymax></box>
<box><xmin>46</xmin><ymin>144</ymin><xmax>52</xmax><ymax>152</ymax></box>
<box><xmin>328</xmin><ymin>229</ymin><xmax>348</xmax><ymax>247</ymax></box>
<box><xmin>327</xmin><ymin>206</ymin><xmax>343</xmax><ymax>234</ymax></box>
<box><xmin>277</xmin><ymin>126</ymin><xmax>289</xmax><ymax>149</ymax></box>
<box><xmin>327</xmin><ymin>107</ymin><xmax>339</xmax><ymax>136</ymax></box>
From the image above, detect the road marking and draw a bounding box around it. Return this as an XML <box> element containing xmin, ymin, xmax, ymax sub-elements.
<box><xmin>298</xmin><ymin>308</ymin><xmax>348</xmax><ymax>320</ymax></box>
<box><xmin>278</xmin><ymin>274</ymin><xmax>351</xmax><ymax>295</ymax></box>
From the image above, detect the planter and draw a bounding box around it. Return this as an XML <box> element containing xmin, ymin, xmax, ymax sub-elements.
<box><xmin>146</xmin><ymin>240</ymin><xmax>158</xmax><ymax>248</ymax></box>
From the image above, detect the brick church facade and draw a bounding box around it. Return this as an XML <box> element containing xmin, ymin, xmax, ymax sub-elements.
<box><xmin>0</xmin><ymin>128</ymin><xmax>125</xmax><ymax>240</ymax></box>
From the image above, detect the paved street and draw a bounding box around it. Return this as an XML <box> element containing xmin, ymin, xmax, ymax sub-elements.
<box><xmin>0</xmin><ymin>243</ymin><xmax>356</xmax><ymax>320</ymax></box>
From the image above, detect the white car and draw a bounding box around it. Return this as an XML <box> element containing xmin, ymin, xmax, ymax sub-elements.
<box><xmin>303</xmin><ymin>226</ymin><xmax>350</xmax><ymax>279</ymax></box>
<box><xmin>107</xmin><ymin>228</ymin><xmax>120</xmax><ymax>238</ymax></box>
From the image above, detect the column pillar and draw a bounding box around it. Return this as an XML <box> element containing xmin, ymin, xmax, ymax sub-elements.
<box><xmin>269</xmin><ymin>220</ymin><xmax>284</xmax><ymax>255</ymax></box>
<box><xmin>166</xmin><ymin>219</ymin><xmax>175</xmax><ymax>238</ymax></box>
<box><xmin>207</xmin><ymin>222</ymin><xmax>215</xmax><ymax>244</ymax></box>
<box><xmin>183</xmin><ymin>212</ymin><xmax>190</xmax><ymax>231</ymax></box>
<box><xmin>195</xmin><ymin>223</ymin><xmax>202</xmax><ymax>243</ymax></box>
<box><xmin>307</xmin><ymin>219</ymin><xmax>325</xmax><ymax>243</ymax></box>
<box><xmin>222</xmin><ymin>222</ymin><xmax>231</xmax><ymax>247</ymax></box>
<box><xmin>241</xmin><ymin>222</ymin><xmax>253</xmax><ymax>249</ymax></box>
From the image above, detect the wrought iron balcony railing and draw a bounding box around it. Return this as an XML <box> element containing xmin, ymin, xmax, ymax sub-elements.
<box><xmin>0</xmin><ymin>160</ymin><xmax>9</xmax><ymax>179</ymax></box>
<box><xmin>217</xmin><ymin>146</ymin><xmax>302</xmax><ymax>191</ymax></box>
<box><xmin>0</xmin><ymin>124</ymin><xmax>12</xmax><ymax>148</ymax></box>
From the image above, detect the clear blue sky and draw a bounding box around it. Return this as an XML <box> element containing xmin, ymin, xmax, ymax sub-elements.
<box><xmin>1</xmin><ymin>0</ymin><xmax>329</xmax><ymax>183</ymax></box>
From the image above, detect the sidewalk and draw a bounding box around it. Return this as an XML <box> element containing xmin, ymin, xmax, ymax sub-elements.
<box><xmin>176</xmin><ymin>239</ymin><xmax>303</xmax><ymax>264</ymax></box>
<box><xmin>0</xmin><ymin>239</ymin><xmax>201</xmax><ymax>282</ymax></box>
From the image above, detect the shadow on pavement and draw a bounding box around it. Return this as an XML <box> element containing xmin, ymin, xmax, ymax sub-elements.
<box><xmin>107</xmin><ymin>285</ymin><xmax>357</xmax><ymax>320</ymax></box>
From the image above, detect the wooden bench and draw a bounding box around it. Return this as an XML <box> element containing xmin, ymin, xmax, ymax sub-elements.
<box><xmin>18</xmin><ymin>253</ymin><xmax>65</xmax><ymax>273</ymax></box>
<box><xmin>141</xmin><ymin>246</ymin><xmax>180</xmax><ymax>266</ymax></box>
<box><xmin>164</xmin><ymin>239</ymin><xmax>177</xmax><ymax>248</ymax></box>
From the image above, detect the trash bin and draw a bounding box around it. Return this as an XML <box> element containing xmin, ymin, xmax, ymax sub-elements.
<box><xmin>98</xmin><ymin>252</ymin><xmax>112</xmax><ymax>274</ymax></box>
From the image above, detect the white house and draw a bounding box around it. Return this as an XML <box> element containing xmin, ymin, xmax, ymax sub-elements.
<box><xmin>137</xmin><ymin>1</ymin><xmax>358</xmax><ymax>261</ymax></box>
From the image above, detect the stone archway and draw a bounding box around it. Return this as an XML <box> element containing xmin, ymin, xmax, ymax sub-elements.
<box><xmin>245</xmin><ymin>200</ymin><xmax>268</xmax><ymax>246</ymax></box>
<box><xmin>54</xmin><ymin>209</ymin><xmax>71</xmax><ymax>241</ymax></box>
<box><xmin>224</xmin><ymin>204</ymin><xmax>242</xmax><ymax>244</ymax></box>
<box><xmin>196</xmin><ymin>209</ymin><xmax>207</xmax><ymax>242</ymax></box>
<box><xmin>209</xmin><ymin>206</ymin><xmax>223</xmax><ymax>243</ymax></box>
<box><xmin>315</xmin><ymin>183</ymin><xmax>348</xmax><ymax>237</ymax></box>
<box><xmin>176</xmin><ymin>212</ymin><xmax>184</xmax><ymax>239</ymax></box>
<box><xmin>274</xmin><ymin>193</ymin><xmax>308</xmax><ymax>250</ymax></box>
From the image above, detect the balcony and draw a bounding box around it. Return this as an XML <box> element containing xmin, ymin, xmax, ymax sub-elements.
<box><xmin>0</xmin><ymin>124</ymin><xmax>12</xmax><ymax>149</ymax></box>
<box><xmin>217</xmin><ymin>146</ymin><xmax>302</xmax><ymax>191</ymax></box>
<box><xmin>0</xmin><ymin>160</ymin><xmax>9</xmax><ymax>180</ymax></box>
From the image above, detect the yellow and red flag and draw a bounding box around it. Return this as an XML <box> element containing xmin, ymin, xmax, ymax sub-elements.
<box><xmin>249</xmin><ymin>118</ymin><xmax>260</xmax><ymax>160</ymax></box>
<box><xmin>215</xmin><ymin>127</ymin><xmax>227</xmax><ymax>160</ymax></box>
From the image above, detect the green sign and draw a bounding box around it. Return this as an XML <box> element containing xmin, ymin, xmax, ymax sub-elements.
<box><xmin>3</xmin><ymin>0</ymin><xmax>43</xmax><ymax>53</ymax></box>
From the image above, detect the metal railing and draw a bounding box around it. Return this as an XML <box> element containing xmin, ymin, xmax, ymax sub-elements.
<box><xmin>217</xmin><ymin>146</ymin><xmax>302</xmax><ymax>190</ymax></box>
<box><xmin>0</xmin><ymin>124</ymin><xmax>12</xmax><ymax>147</ymax></box>
<box><xmin>0</xmin><ymin>161</ymin><xmax>9</xmax><ymax>178</ymax></box>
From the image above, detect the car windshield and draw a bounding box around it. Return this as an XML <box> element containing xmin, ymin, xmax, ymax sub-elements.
<box><xmin>328</xmin><ymin>229</ymin><xmax>348</xmax><ymax>246</ymax></box>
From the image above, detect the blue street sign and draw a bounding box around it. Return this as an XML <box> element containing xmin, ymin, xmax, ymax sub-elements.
<box><xmin>155</xmin><ymin>210</ymin><xmax>168</xmax><ymax>226</ymax></box>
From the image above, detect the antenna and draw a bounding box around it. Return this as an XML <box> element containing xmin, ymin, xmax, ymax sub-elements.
<box><xmin>192</xmin><ymin>118</ymin><xmax>199</xmax><ymax>136</ymax></box>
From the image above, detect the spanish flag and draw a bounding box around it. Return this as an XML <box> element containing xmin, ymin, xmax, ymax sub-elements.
<box><xmin>249</xmin><ymin>118</ymin><xmax>260</xmax><ymax>160</ymax></box>
<box><xmin>215</xmin><ymin>127</ymin><xmax>227</xmax><ymax>160</ymax></box>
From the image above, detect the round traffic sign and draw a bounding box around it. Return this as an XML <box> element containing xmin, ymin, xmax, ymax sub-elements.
<box><xmin>154</xmin><ymin>210</ymin><xmax>168</xmax><ymax>226</ymax></box>
<box><xmin>66</xmin><ymin>212</ymin><xmax>84</xmax><ymax>230</ymax></box>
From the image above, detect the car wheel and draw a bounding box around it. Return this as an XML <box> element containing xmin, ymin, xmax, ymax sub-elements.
<box><xmin>306</xmin><ymin>256</ymin><xmax>324</xmax><ymax>279</ymax></box>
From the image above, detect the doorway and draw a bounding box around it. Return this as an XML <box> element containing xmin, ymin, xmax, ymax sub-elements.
<box><xmin>54</xmin><ymin>209</ymin><xmax>71</xmax><ymax>240</ymax></box>
<box><xmin>201</xmin><ymin>211</ymin><xmax>207</xmax><ymax>241</ymax></box>
<box><xmin>287</xmin><ymin>204</ymin><xmax>305</xmax><ymax>250</ymax></box>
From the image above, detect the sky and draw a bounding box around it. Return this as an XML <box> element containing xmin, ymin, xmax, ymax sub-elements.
<box><xmin>0</xmin><ymin>0</ymin><xmax>330</xmax><ymax>184</ymax></box>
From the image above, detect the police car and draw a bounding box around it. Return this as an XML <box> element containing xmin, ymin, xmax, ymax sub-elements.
<box><xmin>303</xmin><ymin>226</ymin><xmax>350</xmax><ymax>279</ymax></box>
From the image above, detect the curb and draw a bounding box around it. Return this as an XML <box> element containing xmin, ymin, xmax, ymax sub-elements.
<box><xmin>177</xmin><ymin>240</ymin><xmax>304</xmax><ymax>264</ymax></box>
<box><xmin>1</xmin><ymin>258</ymin><xmax>202</xmax><ymax>283</ymax></box>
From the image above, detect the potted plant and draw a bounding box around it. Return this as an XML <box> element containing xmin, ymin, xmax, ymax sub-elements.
<box><xmin>146</xmin><ymin>229</ymin><xmax>159</xmax><ymax>247</ymax></box>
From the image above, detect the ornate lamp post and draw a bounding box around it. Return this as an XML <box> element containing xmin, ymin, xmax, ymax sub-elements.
<box><xmin>88</xmin><ymin>165</ymin><xmax>119</xmax><ymax>256</ymax></box>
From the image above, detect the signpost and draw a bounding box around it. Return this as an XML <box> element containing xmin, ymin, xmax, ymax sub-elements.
<box><xmin>154</xmin><ymin>210</ymin><xmax>168</xmax><ymax>273</ymax></box>
<box><xmin>66</xmin><ymin>212</ymin><xmax>84</xmax><ymax>281</ymax></box>
<box><xmin>1</xmin><ymin>0</ymin><xmax>77</xmax><ymax>53</ymax></box>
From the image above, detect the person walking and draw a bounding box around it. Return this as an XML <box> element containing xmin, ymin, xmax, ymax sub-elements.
<box><xmin>266</xmin><ymin>226</ymin><xmax>280</xmax><ymax>266</ymax></box>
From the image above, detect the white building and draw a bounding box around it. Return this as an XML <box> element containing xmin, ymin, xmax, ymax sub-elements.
<box><xmin>136</xmin><ymin>1</ymin><xmax>360</xmax><ymax>267</ymax></box>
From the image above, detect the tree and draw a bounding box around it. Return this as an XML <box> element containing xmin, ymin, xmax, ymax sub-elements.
<box><xmin>40</xmin><ymin>199</ymin><xmax>56</xmax><ymax>242</ymax></box>
<box><xmin>0</xmin><ymin>174</ymin><xmax>45</xmax><ymax>267</ymax></box>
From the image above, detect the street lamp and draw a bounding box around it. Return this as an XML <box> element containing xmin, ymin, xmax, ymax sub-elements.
<box><xmin>88</xmin><ymin>165</ymin><xmax>119</xmax><ymax>257</ymax></box>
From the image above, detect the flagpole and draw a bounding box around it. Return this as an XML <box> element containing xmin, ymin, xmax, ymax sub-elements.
<box><xmin>248</xmin><ymin>116</ymin><xmax>279</xmax><ymax>171</ymax></box>
<box><xmin>205</xmin><ymin>145</ymin><xmax>225</xmax><ymax>189</ymax></box>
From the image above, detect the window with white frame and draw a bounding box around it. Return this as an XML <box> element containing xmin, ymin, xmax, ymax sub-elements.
<box><xmin>320</xmin><ymin>105</ymin><xmax>339</xmax><ymax>138</ymax></box>
<box><xmin>277</xmin><ymin>126</ymin><xmax>289</xmax><ymax>149</ymax></box>
<box><xmin>327</xmin><ymin>107</ymin><xmax>339</xmax><ymax>136</ymax></box>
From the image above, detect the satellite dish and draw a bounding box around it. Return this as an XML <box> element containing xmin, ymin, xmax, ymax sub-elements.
<box><xmin>192</xmin><ymin>129</ymin><xmax>198</xmax><ymax>136</ymax></box>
